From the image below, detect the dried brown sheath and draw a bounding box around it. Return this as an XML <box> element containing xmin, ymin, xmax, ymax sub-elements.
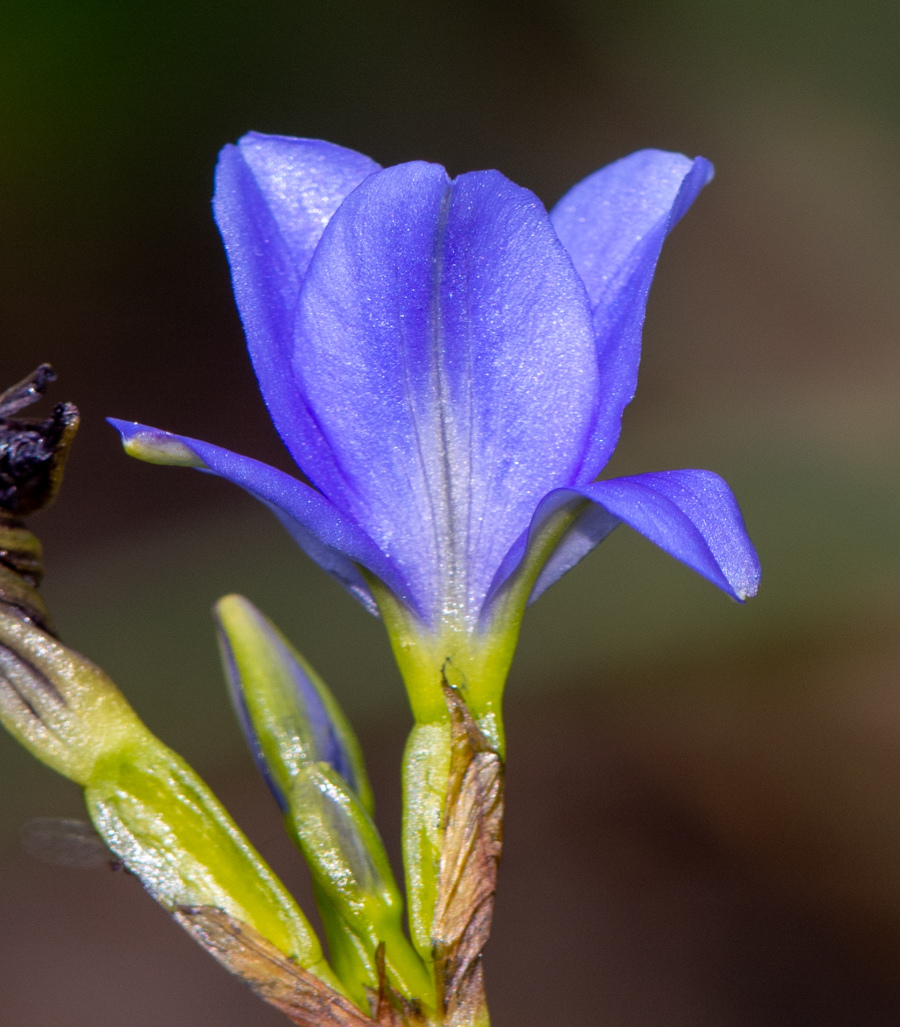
<box><xmin>432</xmin><ymin>685</ymin><xmax>504</xmax><ymax>1027</ymax></box>
<box><xmin>177</xmin><ymin>908</ymin><xmax>422</xmax><ymax>1027</ymax></box>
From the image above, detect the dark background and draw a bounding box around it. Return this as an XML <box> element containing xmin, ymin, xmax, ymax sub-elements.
<box><xmin>3</xmin><ymin>0</ymin><xmax>900</xmax><ymax>1023</ymax></box>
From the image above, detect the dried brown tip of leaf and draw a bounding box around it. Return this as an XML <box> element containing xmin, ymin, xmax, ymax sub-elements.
<box><xmin>365</xmin><ymin>942</ymin><xmax>426</xmax><ymax>1027</ymax></box>
<box><xmin>176</xmin><ymin>907</ymin><xmax>376</xmax><ymax>1027</ymax></box>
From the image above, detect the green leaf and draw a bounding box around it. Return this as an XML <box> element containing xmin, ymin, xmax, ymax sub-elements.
<box><xmin>86</xmin><ymin>741</ymin><xmax>336</xmax><ymax>982</ymax></box>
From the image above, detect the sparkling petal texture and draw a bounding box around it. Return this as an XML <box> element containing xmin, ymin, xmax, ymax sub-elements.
<box><xmin>566</xmin><ymin>470</ymin><xmax>760</xmax><ymax>600</ymax></box>
<box><xmin>213</xmin><ymin>134</ymin><xmax>381</xmax><ymax>471</ymax></box>
<box><xmin>292</xmin><ymin>161</ymin><xmax>598</xmax><ymax>624</ymax></box>
<box><xmin>115</xmin><ymin>134</ymin><xmax>759</xmax><ymax>634</ymax></box>
<box><xmin>550</xmin><ymin>150</ymin><xmax>714</xmax><ymax>478</ymax></box>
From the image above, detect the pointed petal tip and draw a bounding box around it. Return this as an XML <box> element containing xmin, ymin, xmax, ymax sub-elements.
<box><xmin>575</xmin><ymin>470</ymin><xmax>760</xmax><ymax>604</ymax></box>
<box><xmin>732</xmin><ymin>569</ymin><xmax>761</xmax><ymax>603</ymax></box>
<box><xmin>487</xmin><ymin>469</ymin><xmax>761</xmax><ymax>617</ymax></box>
<box><xmin>107</xmin><ymin>419</ymin><xmax>205</xmax><ymax>468</ymax></box>
<box><xmin>625</xmin><ymin>147</ymin><xmax>713</xmax><ymax>181</ymax></box>
<box><xmin>697</xmin><ymin>155</ymin><xmax>715</xmax><ymax>184</ymax></box>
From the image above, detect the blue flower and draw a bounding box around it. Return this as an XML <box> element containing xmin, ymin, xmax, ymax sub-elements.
<box><xmin>111</xmin><ymin>133</ymin><xmax>758</xmax><ymax>647</ymax></box>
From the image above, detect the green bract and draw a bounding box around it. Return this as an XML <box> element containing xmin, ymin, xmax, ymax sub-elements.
<box><xmin>0</xmin><ymin>602</ymin><xmax>343</xmax><ymax>994</ymax></box>
<box><xmin>215</xmin><ymin>595</ymin><xmax>433</xmax><ymax>1012</ymax></box>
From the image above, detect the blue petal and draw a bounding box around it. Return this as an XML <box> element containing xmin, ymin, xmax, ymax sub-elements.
<box><xmin>526</xmin><ymin>498</ymin><xmax>621</xmax><ymax>603</ymax></box>
<box><xmin>550</xmin><ymin>151</ymin><xmax>714</xmax><ymax>479</ymax></box>
<box><xmin>228</xmin><ymin>133</ymin><xmax>382</xmax><ymax>279</ymax></box>
<box><xmin>107</xmin><ymin>419</ymin><xmax>413</xmax><ymax>614</ymax></box>
<box><xmin>576</xmin><ymin>470</ymin><xmax>760</xmax><ymax>599</ymax></box>
<box><xmin>490</xmin><ymin>468</ymin><xmax>759</xmax><ymax>610</ymax></box>
<box><xmin>213</xmin><ymin>133</ymin><xmax>380</xmax><ymax>472</ymax></box>
<box><xmin>290</xmin><ymin>162</ymin><xmax>599</xmax><ymax>626</ymax></box>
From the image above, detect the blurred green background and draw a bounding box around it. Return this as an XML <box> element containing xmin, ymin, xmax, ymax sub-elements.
<box><xmin>3</xmin><ymin>0</ymin><xmax>900</xmax><ymax>1023</ymax></box>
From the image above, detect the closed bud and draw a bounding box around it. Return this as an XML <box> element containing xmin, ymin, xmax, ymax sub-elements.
<box><xmin>214</xmin><ymin>594</ymin><xmax>373</xmax><ymax>812</ymax></box>
<box><xmin>215</xmin><ymin>595</ymin><xmax>432</xmax><ymax>1012</ymax></box>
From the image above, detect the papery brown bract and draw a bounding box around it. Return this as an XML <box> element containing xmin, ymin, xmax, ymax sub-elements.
<box><xmin>431</xmin><ymin>685</ymin><xmax>503</xmax><ymax>1027</ymax></box>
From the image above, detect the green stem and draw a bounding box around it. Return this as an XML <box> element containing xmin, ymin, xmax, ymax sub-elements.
<box><xmin>363</xmin><ymin>500</ymin><xmax>588</xmax><ymax>1024</ymax></box>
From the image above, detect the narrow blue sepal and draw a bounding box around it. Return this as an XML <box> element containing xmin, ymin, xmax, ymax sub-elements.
<box><xmin>107</xmin><ymin>417</ymin><xmax>416</xmax><ymax>617</ymax></box>
<box><xmin>576</xmin><ymin>470</ymin><xmax>761</xmax><ymax>600</ymax></box>
<box><xmin>486</xmin><ymin>468</ymin><xmax>760</xmax><ymax>614</ymax></box>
